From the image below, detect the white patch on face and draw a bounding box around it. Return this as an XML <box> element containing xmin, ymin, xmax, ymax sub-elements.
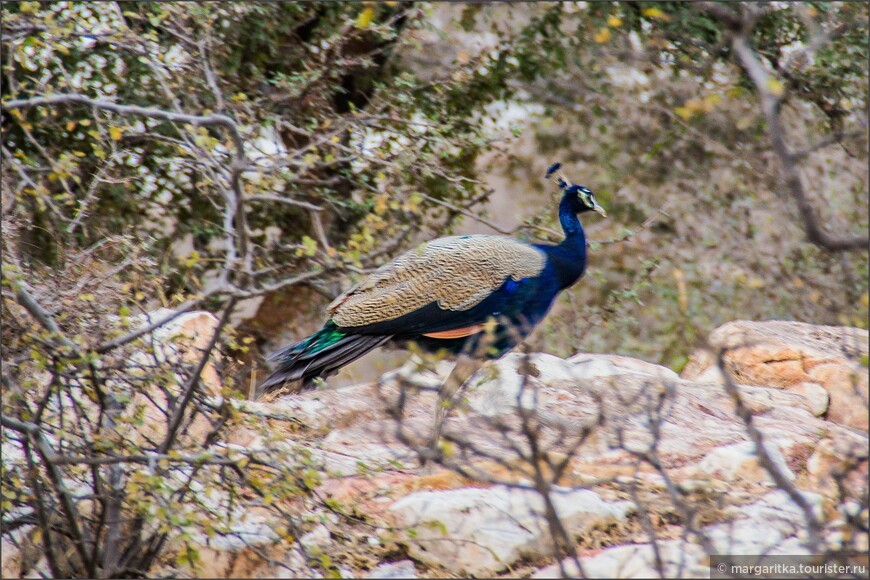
<box><xmin>577</xmin><ymin>188</ymin><xmax>596</xmax><ymax>209</ymax></box>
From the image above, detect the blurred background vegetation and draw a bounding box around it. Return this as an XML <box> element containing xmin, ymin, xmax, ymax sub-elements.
<box><xmin>3</xmin><ymin>1</ymin><xmax>868</xmax><ymax>381</ymax></box>
<box><xmin>2</xmin><ymin>2</ymin><xmax>868</xmax><ymax>577</ymax></box>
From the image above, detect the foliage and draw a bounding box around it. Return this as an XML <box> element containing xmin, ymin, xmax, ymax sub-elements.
<box><xmin>0</xmin><ymin>2</ymin><xmax>564</xmax><ymax>576</ymax></box>
<box><xmin>1</xmin><ymin>2</ymin><xmax>867</xmax><ymax>577</ymax></box>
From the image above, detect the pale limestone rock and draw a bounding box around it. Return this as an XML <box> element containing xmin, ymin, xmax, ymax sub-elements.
<box><xmin>465</xmin><ymin>352</ymin><xmax>590</xmax><ymax>417</ymax></box>
<box><xmin>683</xmin><ymin>440</ymin><xmax>796</xmax><ymax>483</ymax></box>
<box><xmin>133</xmin><ymin>319</ymin><xmax>867</xmax><ymax>578</ymax></box>
<box><xmin>568</xmin><ymin>353</ymin><xmax>680</xmax><ymax>381</ymax></box>
<box><xmin>366</xmin><ymin>560</ymin><xmax>418</xmax><ymax>579</ymax></box>
<box><xmin>536</xmin><ymin>491</ymin><xmax>824</xmax><ymax>578</ymax></box>
<box><xmin>279</xmin><ymin>352</ymin><xmax>862</xmax><ymax>486</ymax></box>
<box><xmin>300</xmin><ymin>523</ymin><xmax>332</xmax><ymax>553</ymax></box>
<box><xmin>464</xmin><ymin>352</ymin><xmax>679</xmax><ymax>418</ymax></box>
<box><xmin>805</xmin><ymin>436</ymin><xmax>869</xmax><ymax>500</ymax></box>
<box><xmin>808</xmin><ymin>363</ymin><xmax>868</xmax><ymax>429</ymax></box>
<box><xmin>735</xmin><ymin>382</ymin><xmax>828</xmax><ymax>416</ymax></box>
<box><xmin>389</xmin><ymin>485</ymin><xmax>633</xmax><ymax>576</ymax></box>
<box><xmin>533</xmin><ymin>541</ymin><xmax>709</xmax><ymax>578</ymax></box>
<box><xmin>708</xmin><ymin>490</ymin><xmax>824</xmax><ymax>555</ymax></box>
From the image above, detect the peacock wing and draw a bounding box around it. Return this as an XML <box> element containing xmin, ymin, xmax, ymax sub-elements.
<box><xmin>327</xmin><ymin>235</ymin><xmax>546</xmax><ymax>329</ymax></box>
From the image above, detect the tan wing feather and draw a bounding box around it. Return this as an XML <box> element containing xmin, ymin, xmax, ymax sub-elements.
<box><xmin>328</xmin><ymin>235</ymin><xmax>546</xmax><ymax>328</ymax></box>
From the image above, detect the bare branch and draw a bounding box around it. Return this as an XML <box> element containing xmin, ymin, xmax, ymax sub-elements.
<box><xmin>791</xmin><ymin>125</ymin><xmax>868</xmax><ymax>162</ymax></box>
<box><xmin>0</xmin><ymin>414</ymin><xmax>39</xmax><ymax>434</ymax></box>
<box><xmin>10</xmin><ymin>279</ymin><xmax>79</xmax><ymax>352</ymax></box>
<box><xmin>91</xmin><ymin>282</ymin><xmax>240</xmax><ymax>354</ymax></box>
<box><xmin>247</xmin><ymin>193</ymin><xmax>324</xmax><ymax>212</ymax></box>
<box><xmin>67</xmin><ymin>150</ymin><xmax>125</xmax><ymax>235</ymax></box>
<box><xmin>158</xmin><ymin>297</ymin><xmax>236</xmax><ymax>454</ymax></box>
<box><xmin>198</xmin><ymin>37</ymin><xmax>225</xmax><ymax>112</ymax></box>
<box><xmin>418</xmin><ymin>192</ymin><xmax>513</xmax><ymax>235</ymax></box>
<box><xmin>3</xmin><ymin>93</ymin><xmax>246</xmax><ymax>159</ymax></box>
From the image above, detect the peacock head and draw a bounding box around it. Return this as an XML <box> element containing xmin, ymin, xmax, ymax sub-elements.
<box><xmin>546</xmin><ymin>162</ymin><xmax>607</xmax><ymax>217</ymax></box>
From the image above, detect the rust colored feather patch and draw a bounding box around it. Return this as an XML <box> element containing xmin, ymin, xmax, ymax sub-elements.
<box><xmin>422</xmin><ymin>324</ymin><xmax>486</xmax><ymax>339</ymax></box>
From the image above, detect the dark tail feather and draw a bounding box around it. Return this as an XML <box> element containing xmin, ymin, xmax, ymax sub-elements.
<box><xmin>258</xmin><ymin>332</ymin><xmax>391</xmax><ymax>397</ymax></box>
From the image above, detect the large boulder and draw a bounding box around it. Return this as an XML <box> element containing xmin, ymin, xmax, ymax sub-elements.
<box><xmin>390</xmin><ymin>485</ymin><xmax>633</xmax><ymax>576</ymax></box>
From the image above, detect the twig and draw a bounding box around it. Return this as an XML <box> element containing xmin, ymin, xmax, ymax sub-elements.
<box><xmin>247</xmin><ymin>193</ymin><xmax>324</xmax><ymax>212</ymax></box>
<box><xmin>791</xmin><ymin>125</ymin><xmax>868</xmax><ymax>162</ymax></box>
<box><xmin>310</xmin><ymin>209</ymin><xmax>332</xmax><ymax>253</ymax></box>
<box><xmin>716</xmin><ymin>349</ymin><xmax>824</xmax><ymax>551</ymax></box>
<box><xmin>11</xmin><ymin>280</ymin><xmax>79</xmax><ymax>352</ymax></box>
<box><xmin>158</xmin><ymin>297</ymin><xmax>236</xmax><ymax>454</ymax></box>
<box><xmin>598</xmin><ymin>209</ymin><xmax>668</xmax><ymax>246</ymax></box>
<box><xmin>198</xmin><ymin>37</ymin><xmax>225</xmax><ymax>112</ymax></box>
<box><xmin>93</xmin><ymin>294</ymin><xmax>209</xmax><ymax>353</ymax></box>
<box><xmin>67</xmin><ymin>150</ymin><xmax>123</xmax><ymax>234</ymax></box>
<box><xmin>418</xmin><ymin>192</ymin><xmax>513</xmax><ymax>235</ymax></box>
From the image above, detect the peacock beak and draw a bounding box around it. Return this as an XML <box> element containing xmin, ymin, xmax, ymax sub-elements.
<box><xmin>593</xmin><ymin>203</ymin><xmax>607</xmax><ymax>217</ymax></box>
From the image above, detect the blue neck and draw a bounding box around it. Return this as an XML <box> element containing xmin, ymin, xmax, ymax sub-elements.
<box><xmin>559</xmin><ymin>194</ymin><xmax>585</xmax><ymax>239</ymax></box>
<box><xmin>546</xmin><ymin>195</ymin><xmax>588</xmax><ymax>289</ymax></box>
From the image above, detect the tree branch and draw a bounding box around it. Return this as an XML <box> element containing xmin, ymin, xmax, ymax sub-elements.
<box><xmin>3</xmin><ymin>93</ymin><xmax>246</xmax><ymax>158</ymax></box>
<box><xmin>11</xmin><ymin>280</ymin><xmax>79</xmax><ymax>353</ymax></box>
<box><xmin>729</xmin><ymin>23</ymin><xmax>868</xmax><ymax>253</ymax></box>
<box><xmin>158</xmin><ymin>297</ymin><xmax>236</xmax><ymax>454</ymax></box>
<box><xmin>93</xmin><ymin>287</ymin><xmax>229</xmax><ymax>354</ymax></box>
<box><xmin>716</xmin><ymin>349</ymin><xmax>824</xmax><ymax>551</ymax></box>
<box><xmin>247</xmin><ymin>193</ymin><xmax>325</xmax><ymax>212</ymax></box>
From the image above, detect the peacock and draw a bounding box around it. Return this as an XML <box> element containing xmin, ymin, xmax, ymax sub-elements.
<box><xmin>258</xmin><ymin>163</ymin><xmax>606</xmax><ymax>396</ymax></box>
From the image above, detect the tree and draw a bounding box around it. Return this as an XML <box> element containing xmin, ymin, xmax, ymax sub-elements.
<box><xmin>1</xmin><ymin>2</ymin><xmax>867</xmax><ymax>577</ymax></box>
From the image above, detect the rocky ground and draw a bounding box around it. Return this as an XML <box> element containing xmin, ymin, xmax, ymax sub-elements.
<box><xmin>3</xmin><ymin>318</ymin><xmax>867</xmax><ymax>578</ymax></box>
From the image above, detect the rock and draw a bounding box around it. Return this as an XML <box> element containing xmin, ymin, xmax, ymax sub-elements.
<box><xmin>537</xmin><ymin>490</ymin><xmax>825</xmax><ymax>578</ymax></box>
<box><xmin>733</xmin><ymin>382</ymin><xmax>828</xmax><ymax>417</ymax></box>
<box><xmin>124</xmin><ymin>309</ymin><xmax>222</xmax><ymax>445</ymax></box>
<box><xmin>8</xmin><ymin>316</ymin><xmax>853</xmax><ymax>578</ymax></box>
<box><xmin>808</xmin><ymin>363</ymin><xmax>869</xmax><ymax>429</ymax></box>
<box><xmin>131</xmin><ymin>326</ymin><xmax>865</xmax><ymax>576</ymax></box>
<box><xmin>682</xmin><ymin>440</ymin><xmax>796</xmax><ymax>484</ymax></box>
<box><xmin>785</xmin><ymin>382</ymin><xmax>830</xmax><ymax>416</ymax></box>
<box><xmin>367</xmin><ymin>560</ymin><xmax>418</xmax><ymax>579</ymax></box>
<box><xmin>463</xmin><ymin>352</ymin><xmax>679</xmax><ymax>419</ymax></box>
<box><xmin>683</xmin><ymin>320</ymin><xmax>868</xmax><ymax>430</ymax></box>
<box><xmin>300</xmin><ymin>523</ymin><xmax>332</xmax><ymax>552</ymax></box>
<box><xmin>568</xmin><ymin>353</ymin><xmax>681</xmax><ymax>381</ymax></box>
<box><xmin>805</xmin><ymin>437</ymin><xmax>869</xmax><ymax>499</ymax></box>
<box><xmin>707</xmin><ymin>490</ymin><xmax>823</xmax><ymax>555</ymax></box>
<box><xmin>533</xmin><ymin>541</ymin><xmax>709</xmax><ymax>578</ymax></box>
<box><xmin>389</xmin><ymin>485</ymin><xmax>634</xmax><ymax>576</ymax></box>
